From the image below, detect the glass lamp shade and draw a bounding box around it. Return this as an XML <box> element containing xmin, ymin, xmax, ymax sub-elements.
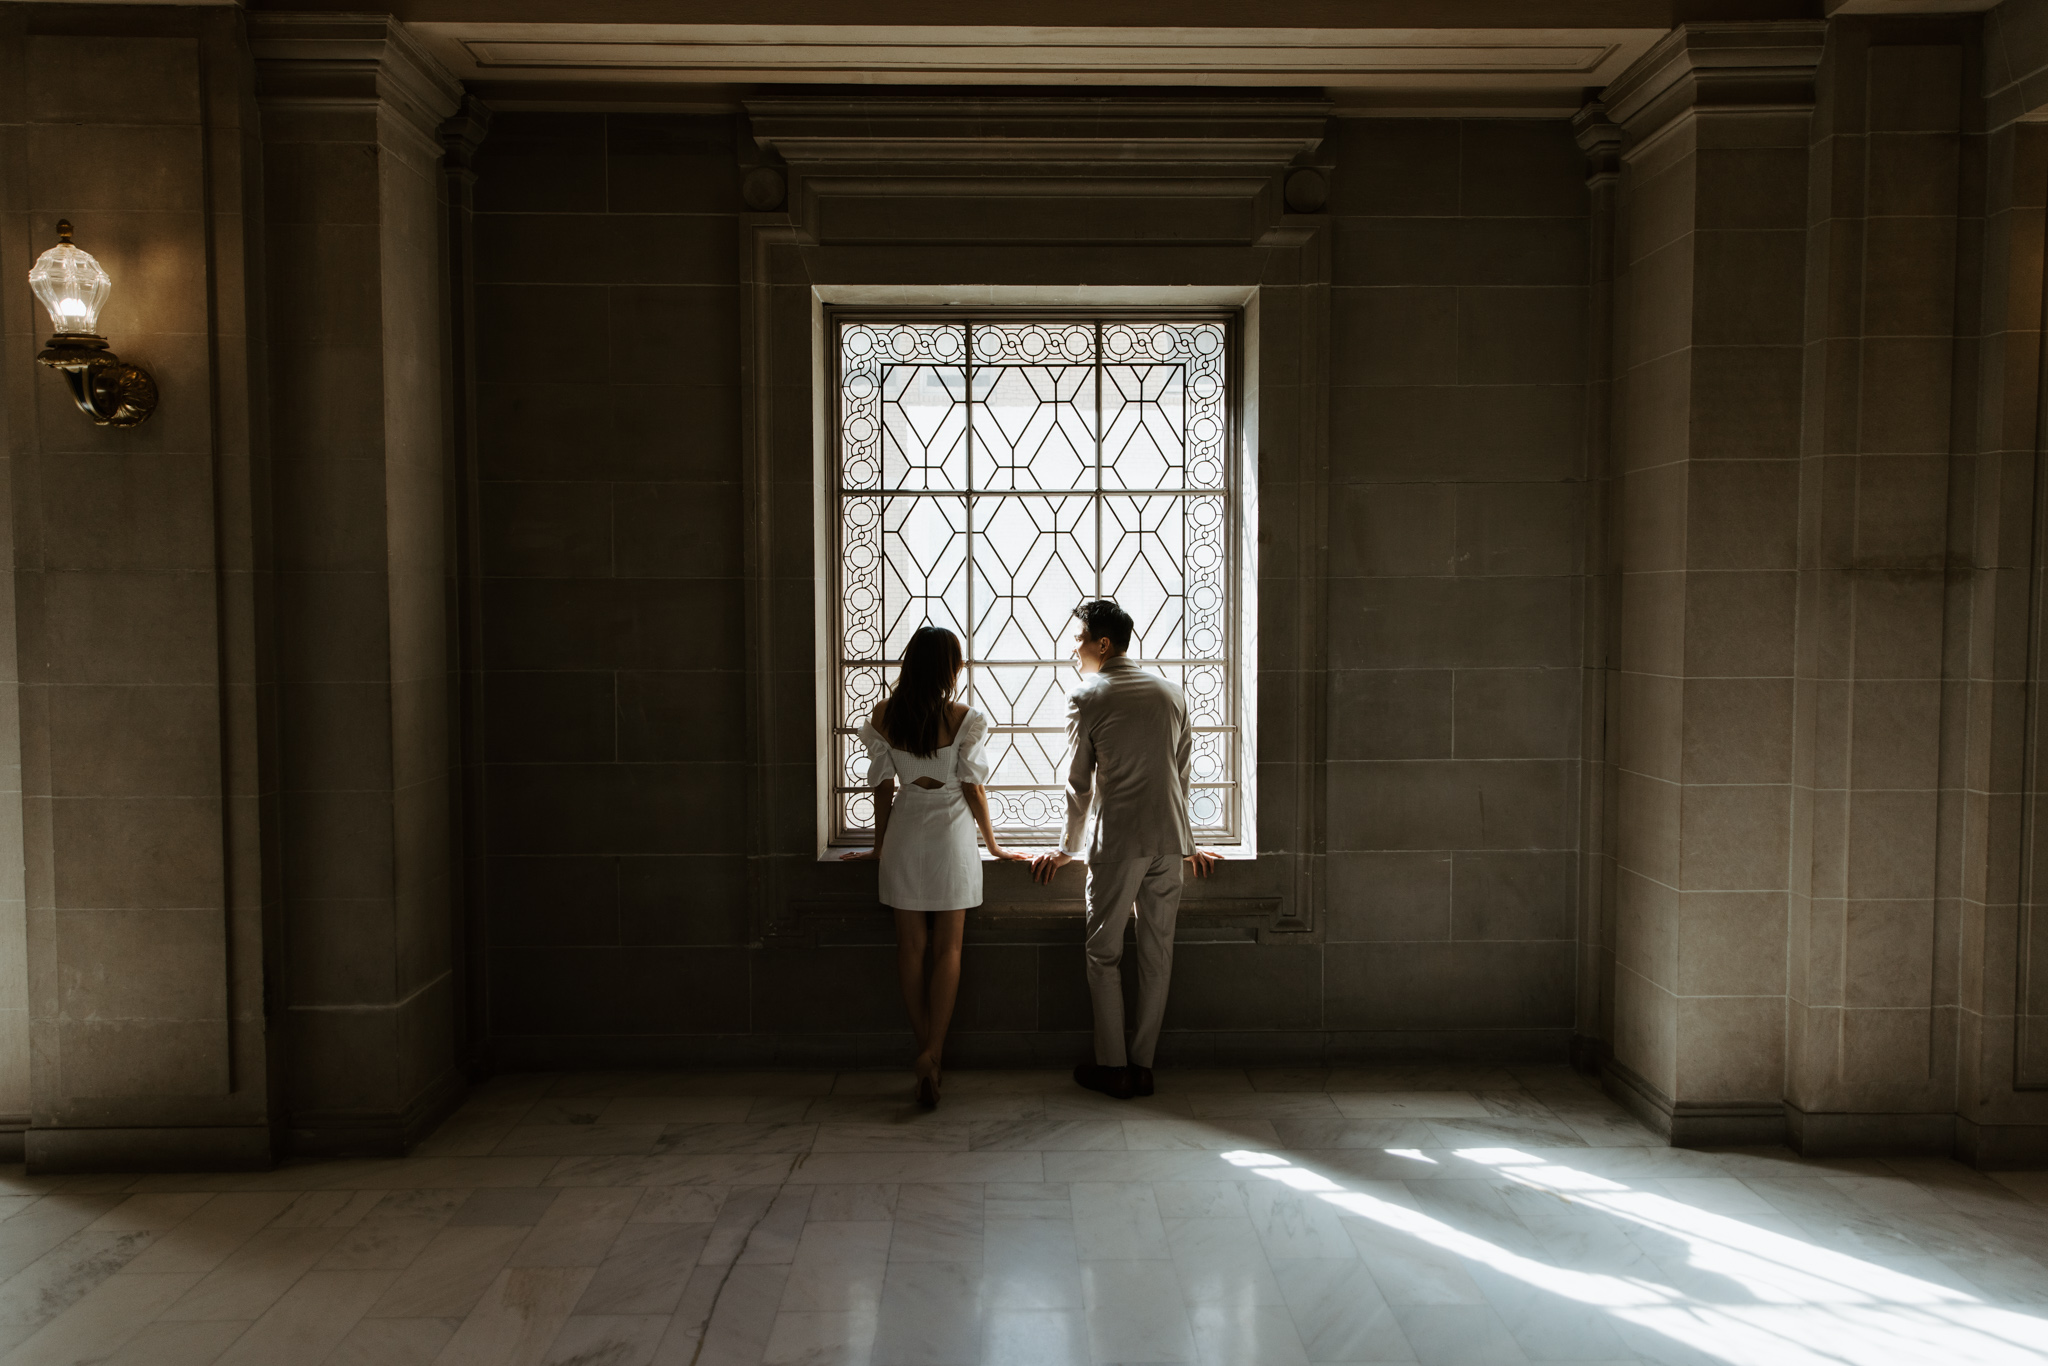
<box><xmin>28</xmin><ymin>239</ymin><xmax>111</xmax><ymax>338</ymax></box>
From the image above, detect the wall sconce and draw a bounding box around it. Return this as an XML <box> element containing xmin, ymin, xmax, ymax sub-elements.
<box><xmin>29</xmin><ymin>220</ymin><xmax>156</xmax><ymax>428</ymax></box>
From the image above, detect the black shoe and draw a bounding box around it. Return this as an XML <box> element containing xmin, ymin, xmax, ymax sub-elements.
<box><xmin>1074</xmin><ymin>1063</ymin><xmax>1134</xmax><ymax>1100</ymax></box>
<box><xmin>1129</xmin><ymin>1065</ymin><xmax>1154</xmax><ymax>1097</ymax></box>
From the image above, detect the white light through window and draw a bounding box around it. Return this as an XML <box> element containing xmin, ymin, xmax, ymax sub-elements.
<box><xmin>830</xmin><ymin>316</ymin><xmax>1241</xmax><ymax>846</ymax></box>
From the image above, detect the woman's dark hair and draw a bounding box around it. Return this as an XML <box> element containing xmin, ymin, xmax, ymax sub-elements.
<box><xmin>1073</xmin><ymin>598</ymin><xmax>1134</xmax><ymax>654</ymax></box>
<box><xmin>881</xmin><ymin>625</ymin><xmax>964</xmax><ymax>758</ymax></box>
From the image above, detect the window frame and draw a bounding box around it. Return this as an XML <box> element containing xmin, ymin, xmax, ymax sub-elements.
<box><xmin>820</xmin><ymin>304</ymin><xmax>1252</xmax><ymax>855</ymax></box>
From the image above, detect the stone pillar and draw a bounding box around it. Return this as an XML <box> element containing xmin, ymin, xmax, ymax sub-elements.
<box><xmin>252</xmin><ymin>16</ymin><xmax>465</xmax><ymax>1155</ymax></box>
<box><xmin>1601</xmin><ymin>24</ymin><xmax>1824</xmax><ymax>1142</ymax></box>
<box><xmin>1789</xmin><ymin>21</ymin><xmax>1968</xmax><ymax>1154</ymax></box>
<box><xmin>1575</xmin><ymin>102</ymin><xmax>1623</xmax><ymax>1065</ymax></box>
<box><xmin>1965</xmin><ymin>0</ymin><xmax>2048</xmax><ymax>1163</ymax></box>
<box><xmin>0</xmin><ymin>8</ymin><xmax>276</xmax><ymax>1169</ymax></box>
<box><xmin>439</xmin><ymin>96</ymin><xmax>490</xmax><ymax>1076</ymax></box>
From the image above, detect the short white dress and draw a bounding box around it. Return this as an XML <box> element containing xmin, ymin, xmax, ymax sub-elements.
<box><xmin>860</xmin><ymin>709</ymin><xmax>993</xmax><ymax>911</ymax></box>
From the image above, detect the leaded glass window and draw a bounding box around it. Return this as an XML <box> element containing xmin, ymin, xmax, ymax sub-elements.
<box><xmin>829</xmin><ymin>314</ymin><xmax>1241</xmax><ymax>847</ymax></box>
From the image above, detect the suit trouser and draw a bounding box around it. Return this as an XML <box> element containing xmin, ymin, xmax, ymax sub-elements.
<box><xmin>1084</xmin><ymin>855</ymin><xmax>1184</xmax><ymax>1068</ymax></box>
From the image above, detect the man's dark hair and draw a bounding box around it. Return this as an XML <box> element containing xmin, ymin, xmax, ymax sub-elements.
<box><xmin>1072</xmin><ymin>598</ymin><xmax>1134</xmax><ymax>654</ymax></box>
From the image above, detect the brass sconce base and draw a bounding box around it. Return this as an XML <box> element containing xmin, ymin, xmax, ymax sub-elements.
<box><xmin>36</xmin><ymin>334</ymin><xmax>157</xmax><ymax>428</ymax></box>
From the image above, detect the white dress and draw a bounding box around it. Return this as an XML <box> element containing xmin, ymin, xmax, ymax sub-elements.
<box><xmin>860</xmin><ymin>709</ymin><xmax>993</xmax><ymax>911</ymax></box>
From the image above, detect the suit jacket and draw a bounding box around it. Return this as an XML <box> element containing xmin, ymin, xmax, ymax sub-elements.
<box><xmin>1060</xmin><ymin>656</ymin><xmax>1195</xmax><ymax>863</ymax></box>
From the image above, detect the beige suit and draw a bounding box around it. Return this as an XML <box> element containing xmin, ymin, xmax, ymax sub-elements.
<box><xmin>1061</xmin><ymin>656</ymin><xmax>1193</xmax><ymax>1068</ymax></box>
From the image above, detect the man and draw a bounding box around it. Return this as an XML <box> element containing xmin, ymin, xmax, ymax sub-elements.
<box><xmin>1032</xmin><ymin>599</ymin><xmax>1219</xmax><ymax>1100</ymax></box>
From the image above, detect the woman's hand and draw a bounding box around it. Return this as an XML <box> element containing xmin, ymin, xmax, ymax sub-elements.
<box><xmin>839</xmin><ymin>847</ymin><xmax>879</xmax><ymax>861</ymax></box>
<box><xmin>986</xmin><ymin>844</ymin><xmax>1031</xmax><ymax>863</ymax></box>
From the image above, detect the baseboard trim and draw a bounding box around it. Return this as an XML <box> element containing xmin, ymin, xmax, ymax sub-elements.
<box><xmin>25</xmin><ymin>1125</ymin><xmax>273</xmax><ymax>1174</ymax></box>
<box><xmin>1600</xmin><ymin>1059</ymin><xmax>1786</xmax><ymax>1146</ymax></box>
<box><xmin>1785</xmin><ymin>1104</ymin><xmax>1954</xmax><ymax>1157</ymax></box>
<box><xmin>1954</xmin><ymin>1117</ymin><xmax>2048</xmax><ymax>1169</ymax></box>
<box><xmin>489</xmin><ymin>1029</ymin><xmax>1576</xmax><ymax>1071</ymax></box>
<box><xmin>285</xmin><ymin>1065</ymin><xmax>467</xmax><ymax>1159</ymax></box>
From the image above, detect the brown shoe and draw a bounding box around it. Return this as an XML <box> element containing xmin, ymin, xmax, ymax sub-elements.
<box><xmin>1074</xmin><ymin>1063</ymin><xmax>1134</xmax><ymax>1100</ymax></box>
<box><xmin>1129</xmin><ymin>1065</ymin><xmax>1154</xmax><ymax>1097</ymax></box>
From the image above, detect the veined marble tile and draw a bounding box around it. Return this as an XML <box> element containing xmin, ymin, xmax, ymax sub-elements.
<box><xmin>540</xmin><ymin>1313</ymin><xmax>667</xmax><ymax>1366</ymax></box>
<box><xmin>121</xmin><ymin>1192</ymin><xmax>298</xmax><ymax>1276</ymax></box>
<box><xmin>211</xmin><ymin>1268</ymin><xmax>397</xmax><ymax>1366</ymax></box>
<box><xmin>1275</xmin><ymin>1258</ymin><xmax>1411</xmax><ymax>1363</ymax></box>
<box><xmin>812</xmin><ymin>1124</ymin><xmax>972</xmax><ymax>1154</ymax></box>
<box><xmin>1330</xmin><ymin>1092</ymin><xmax>1493</xmax><ymax>1121</ymax></box>
<box><xmin>1190</xmin><ymin>1093</ymin><xmax>1345</xmax><ymax>1121</ymax></box>
<box><xmin>656</xmin><ymin>1123</ymin><xmax>819</xmax><ymax>1155</ymax></box>
<box><xmin>1189</xmin><ymin>1300</ymin><xmax>1312</xmax><ymax>1366</ymax></box>
<box><xmin>157</xmin><ymin>1225</ymin><xmax>348</xmax><ymax>1323</ymax></box>
<box><xmin>1122</xmin><ymin>1117</ymin><xmax>1282</xmax><ymax>1151</ymax></box>
<box><xmin>945</xmin><ymin>1070</ymin><xmax>1072</xmax><ymax>1095</ymax></box>
<box><xmin>659</xmin><ymin>1262</ymin><xmax>787</xmax><ymax>1364</ymax></box>
<box><xmin>632</xmin><ymin>1186</ymin><xmax>727</xmax><ymax>1225</ymax></box>
<box><xmin>510</xmin><ymin>1187</ymin><xmax>640</xmax><ymax>1268</ymax></box>
<box><xmin>493</xmin><ymin>1125</ymin><xmax>665</xmax><ymax>1158</ymax></box>
<box><xmin>807</xmin><ymin>1185</ymin><xmax>898</xmax><ymax>1222</ymax></box>
<box><xmin>359</xmin><ymin>1225</ymin><xmax>526</xmax><ymax>1319</ymax></box>
<box><xmin>779</xmin><ymin>1220</ymin><xmax>892</xmax><ymax>1313</ymax></box>
<box><xmin>0</xmin><ymin>1267</ymin><xmax>198</xmax><ymax>1366</ymax></box>
<box><xmin>1268</xmin><ymin>1119</ymin><xmax>1439</xmax><ymax>1150</ymax></box>
<box><xmin>1080</xmin><ymin>1259</ymin><xmax>1195</xmax><ymax>1364</ymax></box>
<box><xmin>576</xmin><ymin>1223</ymin><xmax>710</xmax><ymax>1315</ymax></box>
<box><xmin>437</xmin><ymin>1266</ymin><xmax>593</xmax><ymax>1366</ymax></box>
<box><xmin>982</xmin><ymin>1185</ymin><xmax>1069</xmax><ymax>1221</ymax></box>
<box><xmin>982</xmin><ymin>1305</ymin><xmax>1088</xmax><ymax>1366</ymax></box>
<box><xmin>1043</xmin><ymin>1148</ymin><xmax>1247</xmax><ymax>1184</ymax></box>
<box><xmin>888</xmin><ymin>1184</ymin><xmax>983</xmax><ymax>1263</ymax></box>
<box><xmin>869</xmin><ymin>1261</ymin><xmax>984</xmax><ymax>1366</ymax></box>
<box><xmin>791</xmin><ymin>1152</ymin><xmax>1044</xmax><ymax>1186</ymax></box>
<box><xmin>1152</xmin><ymin>1182</ymin><xmax>1249</xmax><ymax>1220</ymax></box>
<box><xmin>324</xmin><ymin>1315</ymin><xmax>459</xmax><ymax>1366</ymax></box>
<box><xmin>99</xmin><ymin>1317</ymin><xmax>254</xmax><ymax>1366</ymax></box>
<box><xmin>1071</xmin><ymin>1182</ymin><xmax>1169</xmax><ymax>1261</ymax></box>
<box><xmin>762</xmin><ymin>1307</ymin><xmax>877</xmax><ymax>1366</ymax></box>
<box><xmin>1163</xmin><ymin>1215</ymin><xmax>1287</xmax><ymax>1305</ymax></box>
<box><xmin>598</xmin><ymin>1097</ymin><xmax>756</xmax><ymax>1126</ymax></box>
<box><xmin>969</xmin><ymin>1119</ymin><xmax>1123</xmax><ymax>1152</ymax></box>
<box><xmin>544</xmin><ymin>1153</ymin><xmax>797</xmax><ymax>1188</ymax></box>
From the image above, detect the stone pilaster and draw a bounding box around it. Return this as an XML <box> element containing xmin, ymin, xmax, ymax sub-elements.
<box><xmin>1789</xmin><ymin>18</ymin><xmax>1970</xmax><ymax>1155</ymax></box>
<box><xmin>0</xmin><ymin>6</ymin><xmax>277</xmax><ymax>1170</ymax></box>
<box><xmin>252</xmin><ymin>15</ymin><xmax>465</xmax><ymax>1155</ymax></box>
<box><xmin>1600</xmin><ymin>23</ymin><xmax>1825</xmax><ymax>1142</ymax></box>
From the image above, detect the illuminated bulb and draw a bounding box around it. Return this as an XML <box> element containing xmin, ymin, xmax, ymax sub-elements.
<box><xmin>27</xmin><ymin>221</ymin><xmax>111</xmax><ymax>338</ymax></box>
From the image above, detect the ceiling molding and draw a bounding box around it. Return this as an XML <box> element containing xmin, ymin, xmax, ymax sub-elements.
<box><xmin>1600</xmin><ymin>18</ymin><xmax>1827</xmax><ymax>140</ymax></box>
<box><xmin>405</xmin><ymin>23</ymin><xmax>1664</xmax><ymax>92</ymax></box>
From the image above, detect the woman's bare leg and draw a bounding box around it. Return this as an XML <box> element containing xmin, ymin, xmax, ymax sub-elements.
<box><xmin>893</xmin><ymin>908</ymin><xmax>932</xmax><ymax>1057</ymax></box>
<box><xmin>925</xmin><ymin>911</ymin><xmax>966</xmax><ymax>1071</ymax></box>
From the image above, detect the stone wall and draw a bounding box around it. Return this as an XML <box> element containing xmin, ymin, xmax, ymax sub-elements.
<box><xmin>468</xmin><ymin>112</ymin><xmax>1593</xmax><ymax>1066</ymax></box>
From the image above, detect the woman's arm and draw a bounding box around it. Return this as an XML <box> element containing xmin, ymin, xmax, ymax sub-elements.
<box><xmin>961</xmin><ymin>783</ymin><xmax>1025</xmax><ymax>862</ymax></box>
<box><xmin>839</xmin><ymin>779</ymin><xmax>894</xmax><ymax>861</ymax></box>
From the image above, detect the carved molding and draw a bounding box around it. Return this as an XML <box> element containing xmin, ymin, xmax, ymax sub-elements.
<box><xmin>250</xmin><ymin>14</ymin><xmax>465</xmax><ymax>149</ymax></box>
<box><xmin>743</xmin><ymin>93</ymin><xmax>1332</xmax><ymax>246</ymax></box>
<box><xmin>1599</xmin><ymin>20</ymin><xmax>1826</xmax><ymax>148</ymax></box>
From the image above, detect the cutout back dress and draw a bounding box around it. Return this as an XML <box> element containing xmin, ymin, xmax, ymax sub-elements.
<box><xmin>859</xmin><ymin>709</ymin><xmax>993</xmax><ymax>911</ymax></box>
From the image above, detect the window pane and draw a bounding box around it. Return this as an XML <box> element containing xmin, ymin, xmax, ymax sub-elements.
<box><xmin>881</xmin><ymin>495</ymin><xmax>968</xmax><ymax>658</ymax></box>
<box><xmin>971</xmin><ymin>494</ymin><xmax>1095</xmax><ymax>662</ymax></box>
<box><xmin>833</xmin><ymin>314</ymin><xmax>1238</xmax><ymax>845</ymax></box>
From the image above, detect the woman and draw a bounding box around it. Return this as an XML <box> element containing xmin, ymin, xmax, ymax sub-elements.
<box><xmin>842</xmin><ymin>625</ymin><xmax>1025</xmax><ymax>1107</ymax></box>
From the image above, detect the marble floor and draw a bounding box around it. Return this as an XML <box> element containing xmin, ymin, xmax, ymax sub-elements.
<box><xmin>0</xmin><ymin>1066</ymin><xmax>2043</xmax><ymax>1365</ymax></box>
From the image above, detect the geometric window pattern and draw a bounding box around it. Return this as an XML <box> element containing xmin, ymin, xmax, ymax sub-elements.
<box><xmin>833</xmin><ymin>317</ymin><xmax>1237</xmax><ymax>846</ymax></box>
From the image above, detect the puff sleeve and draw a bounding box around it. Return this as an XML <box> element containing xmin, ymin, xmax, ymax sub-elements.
<box><xmin>858</xmin><ymin>722</ymin><xmax>896</xmax><ymax>787</ymax></box>
<box><xmin>955</xmin><ymin>710</ymin><xmax>993</xmax><ymax>785</ymax></box>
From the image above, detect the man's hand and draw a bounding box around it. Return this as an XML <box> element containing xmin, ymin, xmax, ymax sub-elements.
<box><xmin>1186</xmin><ymin>849</ymin><xmax>1221</xmax><ymax>878</ymax></box>
<box><xmin>1032</xmin><ymin>851</ymin><xmax>1075</xmax><ymax>884</ymax></box>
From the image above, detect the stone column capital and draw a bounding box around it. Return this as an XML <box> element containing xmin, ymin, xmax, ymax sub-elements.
<box><xmin>1600</xmin><ymin>20</ymin><xmax>1827</xmax><ymax>151</ymax></box>
<box><xmin>1573</xmin><ymin>100</ymin><xmax>1623</xmax><ymax>184</ymax></box>
<box><xmin>439</xmin><ymin>95</ymin><xmax>493</xmax><ymax>181</ymax></box>
<box><xmin>249</xmin><ymin>14</ymin><xmax>463</xmax><ymax>151</ymax></box>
